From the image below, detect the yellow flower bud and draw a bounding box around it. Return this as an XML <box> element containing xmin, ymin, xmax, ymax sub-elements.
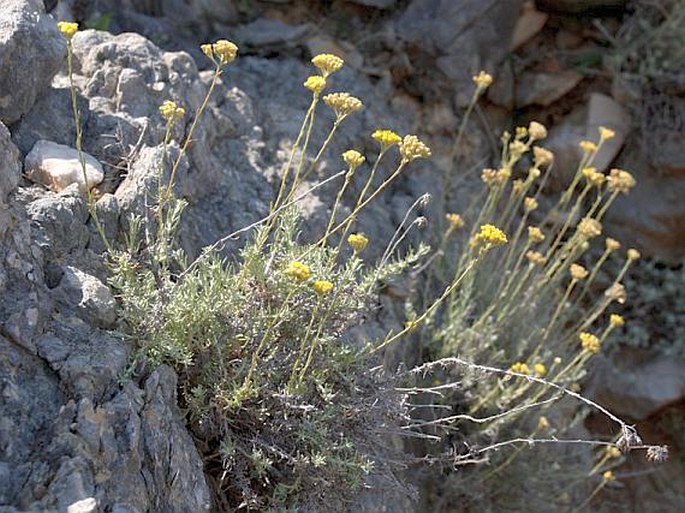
<box><xmin>57</xmin><ymin>21</ymin><xmax>79</xmax><ymax>39</ymax></box>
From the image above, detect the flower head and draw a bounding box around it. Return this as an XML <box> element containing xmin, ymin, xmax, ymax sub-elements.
<box><xmin>528</xmin><ymin>121</ymin><xmax>548</xmax><ymax>141</ymax></box>
<box><xmin>602</xmin><ymin>470</ymin><xmax>615</xmax><ymax>482</ymax></box>
<box><xmin>607</xmin><ymin>168</ymin><xmax>636</xmax><ymax>194</ymax></box>
<box><xmin>304</xmin><ymin>75</ymin><xmax>327</xmax><ymax>94</ymax></box>
<box><xmin>323</xmin><ymin>92</ymin><xmax>363</xmax><ymax>119</ymax></box>
<box><xmin>510</xmin><ymin>362</ymin><xmax>530</xmax><ymax>375</ymax></box>
<box><xmin>372</xmin><ymin>129</ymin><xmax>402</xmax><ymax>149</ymax></box>
<box><xmin>605</xmin><ymin>283</ymin><xmax>626</xmax><ymax>304</ymax></box>
<box><xmin>579</xmin><ymin>140</ymin><xmax>598</xmax><ymax>153</ymax></box>
<box><xmin>533</xmin><ymin>146</ymin><xmax>554</xmax><ymax>167</ymax></box>
<box><xmin>606</xmin><ymin>446</ymin><xmax>622</xmax><ymax>459</ymax></box>
<box><xmin>577</xmin><ymin>217</ymin><xmax>602</xmax><ymax>239</ymax></box>
<box><xmin>599</xmin><ymin>126</ymin><xmax>616</xmax><ymax>141</ymax></box>
<box><xmin>528</xmin><ymin>226</ymin><xmax>545</xmax><ymax>244</ymax></box>
<box><xmin>605</xmin><ymin>238</ymin><xmax>621</xmax><ymax>252</ymax></box>
<box><xmin>202</xmin><ymin>40</ymin><xmax>238</xmax><ymax>65</ymax></box>
<box><xmin>472</xmin><ymin>70</ymin><xmax>493</xmax><ymax>89</ymax></box>
<box><xmin>627</xmin><ymin>248</ymin><xmax>640</xmax><ymax>261</ymax></box>
<box><xmin>159</xmin><ymin>100</ymin><xmax>185</xmax><ymax>122</ymax></box>
<box><xmin>285</xmin><ymin>261</ymin><xmax>311</xmax><ymax>281</ymax></box>
<box><xmin>526</xmin><ymin>250</ymin><xmax>546</xmax><ymax>266</ymax></box>
<box><xmin>446</xmin><ymin>213</ymin><xmax>465</xmax><ymax>230</ymax></box>
<box><xmin>570</xmin><ymin>263</ymin><xmax>589</xmax><ymax>281</ymax></box>
<box><xmin>313</xmin><ymin>280</ymin><xmax>334</xmax><ymax>295</ymax></box>
<box><xmin>534</xmin><ymin>363</ymin><xmax>547</xmax><ymax>377</ymax></box>
<box><xmin>399</xmin><ymin>135</ymin><xmax>431</xmax><ymax>162</ymax></box>
<box><xmin>475</xmin><ymin>224</ymin><xmax>508</xmax><ymax>247</ymax></box>
<box><xmin>582</xmin><ymin>167</ymin><xmax>606</xmax><ymax>187</ymax></box>
<box><xmin>311</xmin><ymin>53</ymin><xmax>344</xmax><ymax>77</ymax></box>
<box><xmin>610</xmin><ymin>314</ymin><xmax>625</xmax><ymax>327</ymax></box>
<box><xmin>348</xmin><ymin>233</ymin><xmax>368</xmax><ymax>253</ymax></box>
<box><xmin>524</xmin><ymin>196</ymin><xmax>538</xmax><ymax>212</ymax></box>
<box><xmin>58</xmin><ymin>21</ymin><xmax>78</xmax><ymax>39</ymax></box>
<box><xmin>342</xmin><ymin>149</ymin><xmax>365</xmax><ymax>169</ymax></box>
<box><xmin>538</xmin><ymin>416</ymin><xmax>550</xmax><ymax>430</ymax></box>
<box><xmin>580</xmin><ymin>332</ymin><xmax>601</xmax><ymax>354</ymax></box>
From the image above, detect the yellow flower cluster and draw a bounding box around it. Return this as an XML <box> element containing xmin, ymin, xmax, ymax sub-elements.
<box><xmin>472</xmin><ymin>70</ymin><xmax>493</xmax><ymax>89</ymax></box>
<box><xmin>599</xmin><ymin>126</ymin><xmax>615</xmax><ymax>141</ymax></box>
<box><xmin>313</xmin><ymin>280</ymin><xmax>334</xmax><ymax>295</ymax></box>
<box><xmin>311</xmin><ymin>53</ymin><xmax>344</xmax><ymax>77</ymax></box>
<box><xmin>323</xmin><ymin>92</ymin><xmax>363</xmax><ymax>119</ymax></box>
<box><xmin>445</xmin><ymin>213</ymin><xmax>464</xmax><ymax>229</ymax></box>
<box><xmin>579</xmin><ymin>140</ymin><xmax>598</xmax><ymax>153</ymax></box>
<box><xmin>348</xmin><ymin>233</ymin><xmax>368</xmax><ymax>252</ymax></box>
<box><xmin>508</xmin><ymin>140</ymin><xmax>527</xmax><ymax>159</ymax></box>
<box><xmin>570</xmin><ymin>263</ymin><xmax>589</xmax><ymax>281</ymax></box>
<box><xmin>603</xmin><ymin>470</ymin><xmax>615</xmax><ymax>482</ymax></box>
<box><xmin>202</xmin><ymin>40</ymin><xmax>238</xmax><ymax>65</ymax></box>
<box><xmin>372</xmin><ymin>129</ymin><xmax>402</xmax><ymax>148</ymax></box>
<box><xmin>582</xmin><ymin>167</ymin><xmax>606</xmax><ymax>187</ymax></box>
<box><xmin>607</xmin><ymin>168</ymin><xmax>636</xmax><ymax>194</ymax></box>
<box><xmin>534</xmin><ymin>363</ymin><xmax>547</xmax><ymax>377</ymax></box>
<box><xmin>57</xmin><ymin>21</ymin><xmax>79</xmax><ymax>39</ymax></box>
<box><xmin>533</xmin><ymin>146</ymin><xmax>554</xmax><ymax>167</ymax></box>
<box><xmin>526</xmin><ymin>250</ymin><xmax>546</xmax><ymax>266</ymax></box>
<box><xmin>510</xmin><ymin>362</ymin><xmax>530</xmax><ymax>375</ymax></box>
<box><xmin>577</xmin><ymin>217</ymin><xmax>602</xmax><ymax>239</ymax></box>
<box><xmin>610</xmin><ymin>314</ymin><xmax>625</xmax><ymax>327</ymax></box>
<box><xmin>528</xmin><ymin>121</ymin><xmax>548</xmax><ymax>141</ymax></box>
<box><xmin>159</xmin><ymin>100</ymin><xmax>185</xmax><ymax>122</ymax></box>
<box><xmin>481</xmin><ymin>168</ymin><xmax>509</xmax><ymax>187</ymax></box>
<box><xmin>399</xmin><ymin>135</ymin><xmax>431</xmax><ymax>162</ymax></box>
<box><xmin>537</xmin><ymin>416</ymin><xmax>550</xmax><ymax>430</ymax></box>
<box><xmin>342</xmin><ymin>149</ymin><xmax>365</xmax><ymax>169</ymax></box>
<box><xmin>523</xmin><ymin>196</ymin><xmax>538</xmax><ymax>212</ymax></box>
<box><xmin>580</xmin><ymin>332</ymin><xmax>601</xmax><ymax>354</ymax></box>
<box><xmin>285</xmin><ymin>261</ymin><xmax>311</xmax><ymax>281</ymax></box>
<box><xmin>627</xmin><ymin>248</ymin><xmax>640</xmax><ymax>261</ymax></box>
<box><xmin>605</xmin><ymin>237</ymin><xmax>621</xmax><ymax>252</ymax></box>
<box><xmin>605</xmin><ymin>283</ymin><xmax>626</xmax><ymax>304</ymax></box>
<box><xmin>476</xmin><ymin>224</ymin><xmax>508</xmax><ymax>247</ymax></box>
<box><xmin>304</xmin><ymin>75</ymin><xmax>327</xmax><ymax>94</ymax></box>
<box><xmin>528</xmin><ymin>226</ymin><xmax>545</xmax><ymax>244</ymax></box>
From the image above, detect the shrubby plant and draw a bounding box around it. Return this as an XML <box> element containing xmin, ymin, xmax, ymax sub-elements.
<box><xmin>57</xmin><ymin>21</ymin><xmax>667</xmax><ymax>512</ymax></box>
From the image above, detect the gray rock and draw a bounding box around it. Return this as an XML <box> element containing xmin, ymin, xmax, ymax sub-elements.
<box><xmin>0</xmin><ymin>122</ymin><xmax>21</xmax><ymax>204</ymax></box>
<box><xmin>235</xmin><ymin>18</ymin><xmax>311</xmax><ymax>48</ymax></box>
<box><xmin>51</xmin><ymin>266</ymin><xmax>116</xmax><ymax>327</ymax></box>
<box><xmin>349</xmin><ymin>0</ymin><xmax>397</xmax><ymax>8</ymax></box>
<box><xmin>537</xmin><ymin>0</ymin><xmax>628</xmax><ymax>13</ymax></box>
<box><xmin>25</xmin><ymin>140</ymin><xmax>104</xmax><ymax>192</ymax></box>
<box><xmin>0</xmin><ymin>0</ymin><xmax>66</xmax><ymax>124</ymax></box>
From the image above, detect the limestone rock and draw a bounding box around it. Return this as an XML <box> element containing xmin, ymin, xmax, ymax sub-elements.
<box><xmin>0</xmin><ymin>0</ymin><xmax>66</xmax><ymax>124</ymax></box>
<box><xmin>511</xmin><ymin>2</ymin><xmax>548</xmax><ymax>50</ymax></box>
<box><xmin>537</xmin><ymin>0</ymin><xmax>628</xmax><ymax>13</ymax></box>
<box><xmin>349</xmin><ymin>0</ymin><xmax>397</xmax><ymax>8</ymax></box>
<box><xmin>515</xmin><ymin>70</ymin><xmax>583</xmax><ymax>107</ymax></box>
<box><xmin>0</xmin><ymin>122</ymin><xmax>21</xmax><ymax>204</ymax></box>
<box><xmin>51</xmin><ymin>266</ymin><xmax>116</xmax><ymax>327</ymax></box>
<box><xmin>585</xmin><ymin>93</ymin><xmax>631</xmax><ymax>171</ymax></box>
<box><xmin>25</xmin><ymin>140</ymin><xmax>104</xmax><ymax>192</ymax></box>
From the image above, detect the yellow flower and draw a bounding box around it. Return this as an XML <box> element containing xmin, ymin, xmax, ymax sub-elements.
<box><xmin>610</xmin><ymin>314</ymin><xmax>625</xmax><ymax>327</ymax></box>
<box><xmin>446</xmin><ymin>213</ymin><xmax>464</xmax><ymax>229</ymax></box>
<box><xmin>510</xmin><ymin>362</ymin><xmax>530</xmax><ymax>375</ymax></box>
<box><xmin>577</xmin><ymin>217</ymin><xmax>602</xmax><ymax>239</ymax></box>
<box><xmin>372</xmin><ymin>129</ymin><xmax>402</xmax><ymax>148</ymax></box>
<box><xmin>512</xmin><ymin>179</ymin><xmax>525</xmax><ymax>194</ymax></box>
<box><xmin>323</xmin><ymin>92</ymin><xmax>363</xmax><ymax>119</ymax></box>
<box><xmin>579</xmin><ymin>140</ymin><xmax>598</xmax><ymax>153</ymax></box>
<box><xmin>580</xmin><ymin>332</ymin><xmax>601</xmax><ymax>354</ymax></box>
<box><xmin>533</xmin><ymin>146</ymin><xmax>554</xmax><ymax>167</ymax></box>
<box><xmin>405</xmin><ymin>319</ymin><xmax>419</xmax><ymax>331</ymax></box>
<box><xmin>599</xmin><ymin>126</ymin><xmax>616</xmax><ymax>141</ymax></box>
<box><xmin>605</xmin><ymin>237</ymin><xmax>621</xmax><ymax>252</ymax></box>
<box><xmin>508</xmin><ymin>140</ymin><xmax>527</xmax><ymax>158</ymax></box>
<box><xmin>605</xmin><ymin>283</ymin><xmax>626</xmax><ymax>304</ymax></box>
<box><xmin>348</xmin><ymin>233</ymin><xmax>368</xmax><ymax>252</ymax></box>
<box><xmin>523</xmin><ymin>196</ymin><xmax>538</xmax><ymax>212</ymax></box>
<box><xmin>313</xmin><ymin>280</ymin><xmax>334</xmax><ymax>295</ymax></box>
<box><xmin>304</xmin><ymin>75</ymin><xmax>327</xmax><ymax>94</ymax></box>
<box><xmin>472</xmin><ymin>70</ymin><xmax>493</xmax><ymax>89</ymax></box>
<box><xmin>399</xmin><ymin>135</ymin><xmax>431</xmax><ymax>162</ymax></box>
<box><xmin>57</xmin><ymin>21</ymin><xmax>79</xmax><ymax>39</ymax></box>
<box><xmin>285</xmin><ymin>261</ymin><xmax>311</xmax><ymax>281</ymax></box>
<box><xmin>537</xmin><ymin>416</ymin><xmax>550</xmax><ymax>430</ymax></box>
<box><xmin>627</xmin><ymin>248</ymin><xmax>640</xmax><ymax>261</ymax></box>
<box><xmin>159</xmin><ymin>100</ymin><xmax>185</xmax><ymax>122</ymax></box>
<box><xmin>603</xmin><ymin>470</ymin><xmax>615</xmax><ymax>482</ymax></box>
<box><xmin>202</xmin><ymin>40</ymin><xmax>239</xmax><ymax>65</ymax></box>
<box><xmin>201</xmin><ymin>44</ymin><xmax>213</xmax><ymax>59</ymax></box>
<box><xmin>526</xmin><ymin>250</ymin><xmax>546</xmax><ymax>266</ymax></box>
<box><xmin>606</xmin><ymin>446</ymin><xmax>622</xmax><ymax>459</ymax></box>
<box><xmin>607</xmin><ymin>168</ymin><xmax>636</xmax><ymax>194</ymax></box>
<box><xmin>476</xmin><ymin>224</ymin><xmax>508</xmax><ymax>246</ymax></box>
<box><xmin>342</xmin><ymin>149</ymin><xmax>365</xmax><ymax>169</ymax></box>
<box><xmin>528</xmin><ymin>226</ymin><xmax>545</xmax><ymax>244</ymax></box>
<box><xmin>570</xmin><ymin>263</ymin><xmax>589</xmax><ymax>280</ymax></box>
<box><xmin>534</xmin><ymin>363</ymin><xmax>547</xmax><ymax>377</ymax></box>
<box><xmin>311</xmin><ymin>53</ymin><xmax>344</xmax><ymax>77</ymax></box>
<box><xmin>528</xmin><ymin>121</ymin><xmax>548</xmax><ymax>141</ymax></box>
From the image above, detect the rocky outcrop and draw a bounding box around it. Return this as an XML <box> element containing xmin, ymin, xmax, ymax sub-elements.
<box><xmin>0</xmin><ymin>0</ymin><xmax>65</xmax><ymax>124</ymax></box>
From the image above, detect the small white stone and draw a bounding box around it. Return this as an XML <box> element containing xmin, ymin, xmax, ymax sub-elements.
<box><xmin>67</xmin><ymin>497</ymin><xmax>97</xmax><ymax>513</ymax></box>
<box><xmin>25</xmin><ymin>140</ymin><xmax>104</xmax><ymax>192</ymax></box>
